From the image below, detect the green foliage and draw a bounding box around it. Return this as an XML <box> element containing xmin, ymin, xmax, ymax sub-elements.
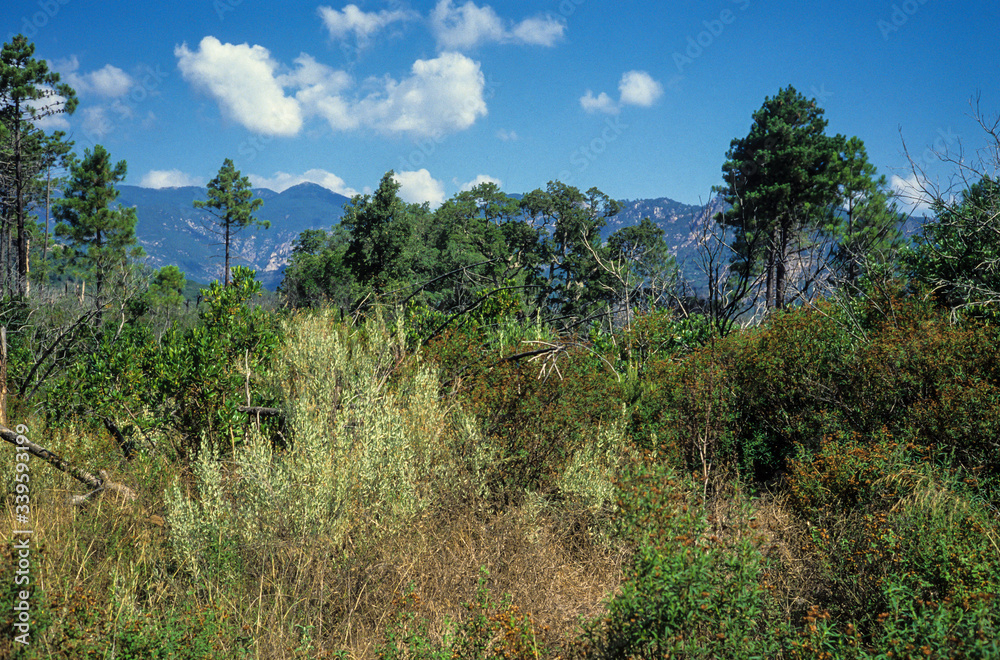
<box><xmin>156</xmin><ymin>266</ymin><xmax>279</xmax><ymax>454</ymax></box>
<box><xmin>53</xmin><ymin>144</ymin><xmax>143</xmax><ymax>302</ymax></box>
<box><xmin>195</xmin><ymin>158</ymin><xmax>267</xmax><ymax>286</ymax></box>
<box><xmin>6</xmin><ymin>584</ymin><xmax>249</xmax><ymax>660</ymax></box>
<box><xmin>147</xmin><ymin>265</ymin><xmax>186</xmax><ymax>309</ymax></box>
<box><xmin>279</xmin><ymin>225</ymin><xmax>356</xmax><ymax>309</ymax></box>
<box><xmin>824</xmin><ymin>136</ymin><xmax>905</xmax><ymax>286</ymax></box>
<box><xmin>343</xmin><ymin>171</ymin><xmax>429</xmax><ymax>294</ymax></box>
<box><xmin>906</xmin><ymin>175</ymin><xmax>1000</xmax><ymax>313</ymax></box>
<box><xmin>576</xmin><ymin>465</ymin><xmax>779</xmax><ymax>659</ymax></box>
<box><xmin>427</xmin><ymin>329</ymin><xmax>624</xmax><ymax>506</ymax></box>
<box><xmin>716</xmin><ymin>85</ymin><xmax>843</xmax><ymax>309</ymax></box>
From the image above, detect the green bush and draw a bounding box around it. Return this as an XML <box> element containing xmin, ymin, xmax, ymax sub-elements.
<box><xmin>575</xmin><ymin>464</ymin><xmax>780</xmax><ymax>659</ymax></box>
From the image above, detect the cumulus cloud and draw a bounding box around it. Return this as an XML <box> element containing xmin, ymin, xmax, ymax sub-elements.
<box><xmin>247</xmin><ymin>169</ymin><xmax>359</xmax><ymax>197</ymax></box>
<box><xmin>431</xmin><ymin>0</ymin><xmax>565</xmax><ymax>50</ymax></box>
<box><xmin>459</xmin><ymin>174</ymin><xmax>502</xmax><ymax>192</ymax></box>
<box><xmin>394</xmin><ymin>169</ymin><xmax>446</xmax><ymax>207</ymax></box>
<box><xmin>581</xmin><ymin>70</ymin><xmax>663</xmax><ymax>115</ymax></box>
<box><xmin>890</xmin><ymin>173</ymin><xmax>937</xmax><ymax>216</ymax></box>
<box><xmin>175</xmin><ymin>36</ymin><xmax>303</xmax><ymax>136</ymax></box>
<box><xmin>175</xmin><ymin>37</ymin><xmax>486</xmax><ymax>138</ymax></box>
<box><xmin>580</xmin><ymin>90</ymin><xmax>619</xmax><ymax>115</ymax></box>
<box><xmin>140</xmin><ymin>169</ymin><xmax>203</xmax><ymax>189</ymax></box>
<box><xmin>619</xmin><ymin>70</ymin><xmax>663</xmax><ymax>107</ymax></box>
<box><xmin>58</xmin><ymin>56</ymin><xmax>135</xmax><ymax>97</ymax></box>
<box><xmin>318</xmin><ymin>4</ymin><xmax>416</xmax><ymax>41</ymax></box>
<box><xmin>360</xmin><ymin>51</ymin><xmax>487</xmax><ymax>137</ymax></box>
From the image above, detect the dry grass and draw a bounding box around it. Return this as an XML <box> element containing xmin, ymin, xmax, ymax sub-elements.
<box><xmin>322</xmin><ymin>497</ymin><xmax>627</xmax><ymax>659</ymax></box>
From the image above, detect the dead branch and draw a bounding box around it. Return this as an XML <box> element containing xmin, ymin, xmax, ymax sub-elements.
<box><xmin>0</xmin><ymin>424</ymin><xmax>137</xmax><ymax>505</ymax></box>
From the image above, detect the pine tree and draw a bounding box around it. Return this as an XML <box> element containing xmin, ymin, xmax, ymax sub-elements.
<box><xmin>0</xmin><ymin>34</ymin><xmax>77</xmax><ymax>295</ymax></box>
<box><xmin>715</xmin><ymin>86</ymin><xmax>841</xmax><ymax>310</ymax></box>
<box><xmin>195</xmin><ymin>159</ymin><xmax>267</xmax><ymax>286</ymax></box>
<box><xmin>54</xmin><ymin>145</ymin><xmax>143</xmax><ymax>308</ymax></box>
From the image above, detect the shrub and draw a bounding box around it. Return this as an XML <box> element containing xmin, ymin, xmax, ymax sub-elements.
<box><xmin>575</xmin><ymin>464</ymin><xmax>780</xmax><ymax>659</ymax></box>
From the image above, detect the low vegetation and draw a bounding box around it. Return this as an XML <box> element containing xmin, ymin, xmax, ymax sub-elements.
<box><xmin>3</xmin><ymin>37</ymin><xmax>999</xmax><ymax>657</ymax></box>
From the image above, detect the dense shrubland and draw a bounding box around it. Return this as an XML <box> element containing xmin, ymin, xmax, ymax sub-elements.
<box><xmin>3</xmin><ymin>50</ymin><xmax>1000</xmax><ymax>657</ymax></box>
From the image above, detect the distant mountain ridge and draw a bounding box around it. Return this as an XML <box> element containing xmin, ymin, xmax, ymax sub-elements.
<box><xmin>119</xmin><ymin>184</ymin><xmax>919</xmax><ymax>291</ymax></box>
<box><xmin>119</xmin><ymin>182</ymin><xmax>351</xmax><ymax>290</ymax></box>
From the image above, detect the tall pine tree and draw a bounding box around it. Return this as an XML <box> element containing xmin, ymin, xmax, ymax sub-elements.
<box><xmin>715</xmin><ymin>86</ymin><xmax>840</xmax><ymax>310</ymax></box>
<box><xmin>195</xmin><ymin>159</ymin><xmax>266</xmax><ymax>286</ymax></box>
<box><xmin>54</xmin><ymin>145</ymin><xmax>143</xmax><ymax>309</ymax></box>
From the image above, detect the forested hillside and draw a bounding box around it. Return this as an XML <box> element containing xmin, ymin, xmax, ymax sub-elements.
<box><xmin>3</xmin><ymin>33</ymin><xmax>1000</xmax><ymax>660</ymax></box>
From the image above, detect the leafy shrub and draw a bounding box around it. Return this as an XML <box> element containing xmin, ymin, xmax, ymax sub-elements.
<box><xmin>427</xmin><ymin>329</ymin><xmax>624</xmax><ymax>506</ymax></box>
<box><xmin>575</xmin><ymin>464</ymin><xmax>780</xmax><ymax>659</ymax></box>
<box><xmin>166</xmin><ymin>309</ymin><xmax>460</xmax><ymax>586</ymax></box>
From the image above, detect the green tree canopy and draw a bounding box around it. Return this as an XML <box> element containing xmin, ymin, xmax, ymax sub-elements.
<box><xmin>906</xmin><ymin>175</ymin><xmax>1000</xmax><ymax>313</ymax></box>
<box><xmin>1</xmin><ymin>34</ymin><xmax>77</xmax><ymax>295</ymax></box>
<box><xmin>195</xmin><ymin>158</ymin><xmax>267</xmax><ymax>286</ymax></box>
<box><xmin>54</xmin><ymin>144</ymin><xmax>143</xmax><ymax>306</ymax></box>
<box><xmin>715</xmin><ymin>85</ymin><xmax>841</xmax><ymax>310</ymax></box>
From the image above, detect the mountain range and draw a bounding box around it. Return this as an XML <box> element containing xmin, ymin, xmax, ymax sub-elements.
<box><xmin>119</xmin><ymin>183</ymin><xmax>921</xmax><ymax>292</ymax></box>
<box><xmin>120</xmin><ymin>183</ymin><xmax>714</xmax><ymax>290</ymax></box>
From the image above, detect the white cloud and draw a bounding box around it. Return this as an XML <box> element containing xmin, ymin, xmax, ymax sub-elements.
<box><xmin>459</xmin><ymin>174</ymin><xmax>502</xmax><ymax>192</ymax></box>
<box><xmin>359</xmin><ymin>51</ymin><xmax>487</xmax><ymax>137</ymax></box>
<box><xmin>431</xmin><ymin>0</ymin><xmax>564</xmax><ymax>50</ymax></box>
<box><xmin>80</xmin><ymin>106</ymin><xmax>114</xmax><ymax>139</ymax></box>
<box><xmin>84</xmin><ymin>65</ymin><xmax>134</xmax><ymax>97</ymax></box>
<box><xmin>175</xmin><ymin>36</ymin><xmax>303</xmax><ymax>136</ymax></box>
<box><xmin>174</xmin><ymin>37</ymin><xmax>486</xmax><ymax>139</ymax></box>
<box><xmin>140</xmin><ymin>169</ymin><xmax>203</xmax><ymax>189</ymax></box>
<box><xmin>284</xmin><ymin>54</ymin><xmax>358</xmax><ymax>131</ymax></box>
<box><xmin>580</xmin><ymin>90</ymin><xmax>619</xmax><ymax>115</ymax></box>
<box><xmin>247</xmin><ymin>169</ymin><xmax>359</xmax><ymax>197</ymax></box>
<box><xmin>619</xmin><ymin>70</ymin><xmax>663</xmax><ymax>107</ymax></box>
<box><xmin>394</xmin><ymin>169</ymin><xmax>446</xmax><ymax>207</ymax></box>
<box><xmin>318</xmin><ymin>4</ymin><xmax>415</xmax><ymax>41</ymax></box>
<box><xmin>581</xmin><ymin>70</ymin><xmax>664</xmax><ymax>115</ymax></box>
<box><xmin>890</xmin><ymin>173</ymin><xmax>936</xmax><ymax>215</ymax></box>
<box><xmin>510</xmin><ymin>16</ymin><xmax>565</xmax><ymax>47</ymax></box>
<box><xmin>496</xmin><ymin>128</ymin><xmax>518</xmax><ymax>141</ymax></box>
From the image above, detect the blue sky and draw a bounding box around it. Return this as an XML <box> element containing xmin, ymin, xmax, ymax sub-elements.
<box><xmin>6</xmin><ymin>0</ymin><xmax>998</xmax><ymax>209</ymax></box>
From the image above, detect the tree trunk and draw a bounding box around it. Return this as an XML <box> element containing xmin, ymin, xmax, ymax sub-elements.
<box><xmin>14</xmin><ymin>99</ymin><xmax>28</xmax><ymax>297</ymax></box>
<box><xmin>225</xmin><ymin>219</ymin><xmax>231</xmax><ymax>286</ymax></box>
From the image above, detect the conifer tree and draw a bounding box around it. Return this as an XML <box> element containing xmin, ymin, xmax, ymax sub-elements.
<box><xmin>0</xmin><ymin>34</ymin><xmax>77</xmax><ymax>295</ymax></box>
<box><xmin>54</xmin><ymin>145</ymin><xmax>143</xmax><ymax>308</ymax></box>
<box><xmin>195</xmin><ymin>159</ymin><xmax>266</xmax><ymax>286</ymax></box>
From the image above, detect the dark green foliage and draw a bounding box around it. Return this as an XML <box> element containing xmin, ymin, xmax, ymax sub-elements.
<box><xmin>575</xmin><ymin>465</ymin><xmax>779</xmax><ymax>659</ymax></box>
<box><xmin>155</xmin><ymin>266</ymin><xmax>280</xmax><ymax>455</ymax></box>
<box><xmin>195</xmin><ymin>159</ymin><xmax>266</xmax><ymax>287</ymax></box>
<box><xmin>53</xmin><ymin>144</ymin><xmax>143</xmax><ymax>304</ymax></box>
<box><xmin>43</xmin><ymin>267</ymin><xmax>280</xmax><ymax>458</ymax></box>
<box><xmin>824</xmin><ymin>136</ymin><xmax>904</xmax><ymax>286</ymax></box>
<box><xmin>716</xmin><ymin>85</ymin><xmax>843</xmax><ymax>310</ymax></box>
<box><xmin>425</xmin><ymin>327</ymin><xmax>622</xmax><ymax>506</ymax></box>
<box><xmin>279</xmin><ymin>226</ymin><xmax>355</xmax><ymax>309</ymax></box>
<box><xmin>342</xmin><ymin>171</ymin><xmax>428</xmax><ymax>295</ymax></box>
<box><xmin>906</xmin><ymin>175</ymin><xmax>1000</xmax><ymax>313</ymax></box>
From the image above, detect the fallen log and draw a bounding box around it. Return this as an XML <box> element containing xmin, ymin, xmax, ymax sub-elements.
<box><xmin>0</xmin><ymin>424</ymin><xmax>137</xmax><ymax>505</ymax></box>
<box><xmin>237</xmin><ymin>406</ymin><xmax>283</xmax><ymax>418</ymax></box>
